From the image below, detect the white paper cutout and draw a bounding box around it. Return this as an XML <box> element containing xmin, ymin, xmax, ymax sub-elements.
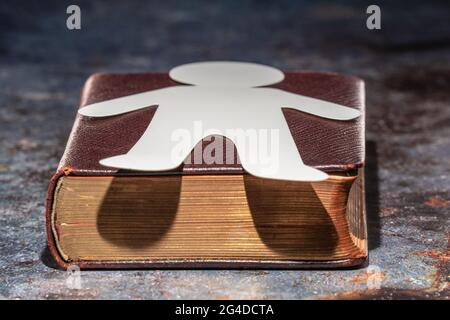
<box><xmin>78</xmin><ymin>61</ymin><xmax>360</xmax><ymax>181</ymax></box>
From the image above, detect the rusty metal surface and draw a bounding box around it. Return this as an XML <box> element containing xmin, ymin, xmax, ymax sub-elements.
<box><xmin>0</xmin><ymin>0</ymin><xmax>448</xmax><ymax>299</ymax></box>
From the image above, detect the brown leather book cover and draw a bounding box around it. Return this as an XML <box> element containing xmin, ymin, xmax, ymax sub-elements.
<box><xmin>46</xmin><ymin>71</ymin><xmax>366</xmax><ymax>269</ymax></box>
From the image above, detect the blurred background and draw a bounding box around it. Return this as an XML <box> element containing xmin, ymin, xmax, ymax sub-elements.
<box><xmin>0</xmin><ymin>0</ymin><xmax>449</xmax><ymax>299</ymax></box>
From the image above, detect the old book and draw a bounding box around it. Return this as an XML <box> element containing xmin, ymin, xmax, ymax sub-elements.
<box><xmin>46</xmin><ymin>71</ymin><xmax>366</xmax><ymax>269</ymax></box>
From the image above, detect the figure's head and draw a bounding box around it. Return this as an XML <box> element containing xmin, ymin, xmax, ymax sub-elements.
<box><xmin>169</xmin><ymin>61</ymin><xmax>284</xmax><ymax>87</ymax></box>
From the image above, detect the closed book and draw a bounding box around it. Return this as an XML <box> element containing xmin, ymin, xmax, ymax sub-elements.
<box><xmin>46</xmin><ymin>71</ymin><xmax>367</xmax><ymax>269</ymax></box>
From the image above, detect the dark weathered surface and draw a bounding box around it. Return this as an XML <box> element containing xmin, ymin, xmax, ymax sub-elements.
<box><xmin>0</xmin><ymin>0</ymin><xmax>448</xmax><ymax>299</ymax></box>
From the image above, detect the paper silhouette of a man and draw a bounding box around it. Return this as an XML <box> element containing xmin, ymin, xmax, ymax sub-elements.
<box><xmin>79</xmin><ymin>61</ymin><xmax>360</xmax><ymax>181</ymax></box>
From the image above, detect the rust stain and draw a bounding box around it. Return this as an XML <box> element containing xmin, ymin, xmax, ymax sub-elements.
<box><xmin>351</xmin><ymin>269</ymin><xmax>386</xmax><ymax>283</ymax></box>
<box><xmin>380</xmin><ymin>207</ymin><xmax>399</xmax><ymax>217</ymax></box>
<box><xmin>414</xmin><ymin>241</ymin><xmax>450</xmax><ymax>293</ymax></box>
<box><xmin>321</xmin><ymin>288</ymin><xmax>446</xmax><ymax>300</ymax></box>
<box><xmin>63</xmin><ymin>167</ymin><xmax>73</xmax><ymax>176</ymax></box>
<box><xmin>415</xmin><ymin>250</ymin><xmax>450</xmax><ymax>263</ymax></box>
<box><xmin>424</xmin><ymin>197</ymin><xmax>450</xmax><ymax>207</ymax></box>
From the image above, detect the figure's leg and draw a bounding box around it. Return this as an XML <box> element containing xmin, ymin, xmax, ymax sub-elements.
<box><xmin>232</xmin><ymin>124</ymin><xmax>328</xmax><ymax>182</ymax></box>
<box><xmin>100</xmin><ymin>114</ymin><xmax>195</xmax><ymax>171</ymax></box>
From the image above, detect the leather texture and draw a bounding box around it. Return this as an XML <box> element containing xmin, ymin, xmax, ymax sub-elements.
<box><xmin>59</xmin><ymin>72</ymin><xmax>365</xmax><ymax>174</ymax></box>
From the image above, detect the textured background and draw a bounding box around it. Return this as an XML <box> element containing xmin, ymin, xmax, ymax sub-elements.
<box><xmin>0</xmin><ymin>0</ymin><xmax>449</xmax><ymax>299</ymax></box>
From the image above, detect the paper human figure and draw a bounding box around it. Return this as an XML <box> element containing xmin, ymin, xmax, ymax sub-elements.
<box><xmin>79</xmin><ymin>61</ymin><xmax>360</xmax><ymax>181</ymax></box>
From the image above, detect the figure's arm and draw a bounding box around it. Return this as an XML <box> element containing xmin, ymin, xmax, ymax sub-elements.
<box><xmin>277</xmin><ymin>90</ymin><xmax>360</xmax><ymax>120</ymax></box>
<box><xmin>78</xmin><ymin>87</ymin><xmax>168</xmax><ymax>117</ymax></box>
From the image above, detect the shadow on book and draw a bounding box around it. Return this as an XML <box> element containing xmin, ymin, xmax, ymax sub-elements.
<box><xmin>94</xmin><ymin>175</ymin><xmax>344</xmax><ymax>257</ymax></box>
<box><xmin>96</xmin><ymin>176</ymin><xmax>181</xmax><ymax>249</ymax></box>
<box><xmin>43</xmin><ymin>142</ymin><xmax>380</xmax><ymax>268</ymax></box>
<box><xmin>365</xmin><ymin>140</ymin><xmax>381</xmax><ymax>250</ymax></box>
<box><xmin>44</xmin><ymin>168</ymin><xmax>369</xmax><ymax>266</ymax></box>
<box><xmin>244</xmin><ymin>175</ymin><xmax>339</xmax><ymax>256</ymax></box>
